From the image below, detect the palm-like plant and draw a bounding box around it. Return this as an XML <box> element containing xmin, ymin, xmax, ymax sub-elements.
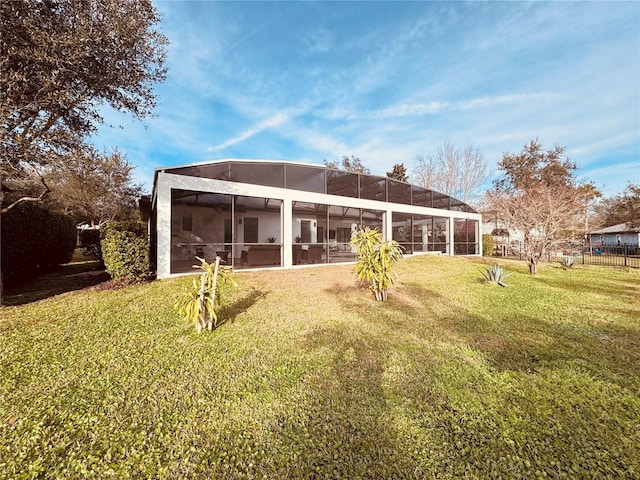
<box><xmin>559</xmin><ymin>256</ymin><xmax>575</xmax><ymax>269</ymax></box>
<box><xmin>481</xmin><ymin>264</ymin><xmax>512</xmax><ymax>287</ymax></box>
<box><xmin>176</xmin><ymin>256</ymin><xmax>237</xmax><ymax>332</ymax></box>
<box><xmin>351</xmin><ymin>227</ymin><xmax>404</xmax><ymax>301</ymax></box>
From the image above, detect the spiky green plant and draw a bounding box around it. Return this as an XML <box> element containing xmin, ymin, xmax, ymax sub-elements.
<box><xmin>481</xmin><ymin>264</ymin><xmax>512</xmax><ymax>287</ymax></box>
<box><xmin>176</xmin><ymin>256</ymin><xmax>237</xmax><ymax>332</ymax></box>
<box><xmin>559</xmin><ymin>256</ymin><xmax>575</xmax><ymax>269</ymax></box>
<box><xmin>350</xmin><ymin>227</ymin><xmax>404</xmax><ymax>301</ymax></box>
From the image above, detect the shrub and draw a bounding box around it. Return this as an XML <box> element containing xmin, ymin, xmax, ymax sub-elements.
<box><xmin>481</xmin><ymin>264</ymin><xmax>511</xmax><ymax>287</ymax></box>
<box><xmin>48</xmin><ymin>210</ymin><xmax>78</xmax><ymax>266</ymax></box>
<box><xmin>559</xmin><ymin>256</ymin><xmax>575</xmax><ymax>269</ymax></box>
<box><xmin>78</xmin><ymin>228</ymin><xmax>102</xmax><ymax>262</ymax></box>
<box><xmin>350</xmin><ymin>227</ymin><xmax>404</xmax><ymax>301</ymax></box>
<box><xmin>176</xmin><ymin>256</ymin><xmax>237</xmax><ymax>332</ymax></box>
<box><xmin>101</xmin><ymin>221</ymin><xmax>150</xmax><ymax>282</ymax></box>
<box><xmin>1</xmin><ymin>202</ymin><xmax>76</xmax><ymax>287</ymax></box>
<box><xmin>482</xmin><ymin>234</ymin><xmax>494</xmax><ymax>257</ymax></box>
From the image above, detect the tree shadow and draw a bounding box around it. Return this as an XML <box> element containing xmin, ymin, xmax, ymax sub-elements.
<box><xmin>3</xmin><ymin>262</ymin><xmax>109</xmax><ymax>306</ymax></box>
<box><xmin>295</xmin><ymin>278</ymin><xmax>639</xmax><ymax>476</ymax></box>
<box><xmin>394</xmin><ymin>281</ymin><xmax>640</xmax><ymax>388</ymax></box>
<box><xmin>215</xmin><ymin>288</ymin><xmax>267</xmax><ymax>327</ymax></box>
<box><xmin>289</xmin><ymin>322</ymin><xmax>421</xmax><ymax>477</ymax></box>
<box><xmin>536</xmin><ymin>275</ymin><xmax>640</xmax><ymax>305</ymax></box>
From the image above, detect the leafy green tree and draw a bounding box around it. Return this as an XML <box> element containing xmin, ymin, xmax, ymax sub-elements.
<box><xmin>594</xmin><ymin>183</ymin><xmax>640</xmax><ymax>228</ymax></box>
<box><xmin>350</xmin><ymin>227</ymin><xmax>404</xmax><ymax>301</ymax></box>
<box><xmin>486</xmin><ymin>139</ymin><xmax>598</xmax><ymax>274</ymax></box>
<box><xmin>386</xmin><ymin>163</ymin><xmax>408</xmax><ymax>182</ymax></box>
<box><xmin>323</xmin><ymin>155</ymin><xmax>370</xmax><ymax>174</ymax></box>
<box><xmin>1</xmin><ymin>0</ymin><xmax>167</xmax><ymax>213</ymax></box>
<box><xmin>48</xmin><ymin>147</ymin><xmax>143</xmax><ymax>226</ymax></box>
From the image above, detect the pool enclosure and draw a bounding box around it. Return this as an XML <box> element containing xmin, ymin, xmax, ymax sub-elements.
<box><xmin>150</xmin><ymin>160</ymin><xmax>481</xmax><ymax>278</ymax></box>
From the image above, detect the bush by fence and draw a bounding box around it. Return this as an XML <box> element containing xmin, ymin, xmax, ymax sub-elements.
<box><xmin>1</xmin><ymin>202</ymin><xmax>77</xmax><ymax>287</ymax></box>
<box><xmin>101</xmin><ymin>221</ymin><xmax>151</xmax><ymax>282</ymax></box>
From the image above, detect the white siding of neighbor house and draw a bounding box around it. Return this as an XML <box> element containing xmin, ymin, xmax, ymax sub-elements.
<box><xmin>592</xmin><ymin>232</ymin><xmax>640</xmax><ymax>247</ymax></box>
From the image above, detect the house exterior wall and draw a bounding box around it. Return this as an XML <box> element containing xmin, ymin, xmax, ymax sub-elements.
<box><xmin>590</xmin><ymin>232</ymin><xmax>640</xmax><ymax>247</ymax></box>
<box><xmin>153</xmin><ymin>163</ymin><xmax>481</xmax><ymax>279</ymax></box>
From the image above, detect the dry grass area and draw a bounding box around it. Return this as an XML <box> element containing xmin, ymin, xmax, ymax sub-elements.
<box><xmin>1</xmin><ymin>255</ymin><xmax>639</xmax><ymax>478</ymax></box>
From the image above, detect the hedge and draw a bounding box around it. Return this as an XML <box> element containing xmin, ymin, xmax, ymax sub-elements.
<box><xmin>482</xmin><ymin>233</ymin><xmax>494</xmax><ymax>257</ymax></box>
<box><xmin>1</xmin><ymin>202</ymin><xmax>77</xmax><ymax>287</ymax></box>
<box><xmin>78</xmin><ymin>228</ymin><xmax>102</xmax><ymax>263</ymax></box>
<box><xmin>101</xmin><ymin>221</ymin><xmax>151</xmax><ymax>282</ymax></box>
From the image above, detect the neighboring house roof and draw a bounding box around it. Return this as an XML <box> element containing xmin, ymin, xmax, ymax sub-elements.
<box><xmin>491</xmin><ymin>228</ymin><xmax>511</xmax><ymax>237</ymax></box>
<box><xmin>590</xmin><ymin>223</ymin><xmax>640</xmax><ymax>234</ymax></box>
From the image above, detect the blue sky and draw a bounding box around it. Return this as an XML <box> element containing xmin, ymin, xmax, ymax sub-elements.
<box><xmin>91</xmin><ymin>1</ymin><xmax>640</xmax><ymax>198</ymax></box>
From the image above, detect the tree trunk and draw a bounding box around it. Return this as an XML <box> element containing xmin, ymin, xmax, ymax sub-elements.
<box><xmin>196</xmin><ymin>271</ymin><xmax>206</xmax><ymax>333</ymax></box>
<box><xmin>528</xmin><ymin>259</ymin><xmax>539</xmax><ymax>275</ymax></box>
<box><xmin>209</xmin><ymin>256</ymin><xmax>221</xmax><ymax>329</ymax></box>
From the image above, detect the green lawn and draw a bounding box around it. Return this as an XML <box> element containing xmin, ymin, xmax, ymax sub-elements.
<box><xmin>1</xmin><ymin>256</ymin><xmax>639</xmax><ymax>479</ymax></box>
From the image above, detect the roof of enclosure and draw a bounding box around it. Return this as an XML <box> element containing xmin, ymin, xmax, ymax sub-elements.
<box><xmin>158</xmin><ymin>159</ymin><xmax>477</xmax><ymax>214</ymax></box>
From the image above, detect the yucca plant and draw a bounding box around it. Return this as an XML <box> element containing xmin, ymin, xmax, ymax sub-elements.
<box><xmin>559</xmin><ymin>256</ymin><xmax>575</xmax><ymax>269</ymax></box>
<box><xmin>481</xmin><ymin>264</ymin><xmax>512</xmax><ymax>287</ymax></box>
<box><xmin>176</xmin><ymin>256</ymin><xmax>237</xmax><ymax>332</ymax></box>
<box><xmin>351</xmin><ymin>226</ymin><xmax>404</xmax><ymax>301</ymax></box>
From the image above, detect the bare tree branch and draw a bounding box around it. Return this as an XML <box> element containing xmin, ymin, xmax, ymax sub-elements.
<box><xmin>1</xmin><ymin>175</ymin><xmax>50</xmax><ymax>214</ymax></box>
<box><xmin>412</xmin><ymin>140</ymin><xmax>488</xmax><ymax>204</ymax></box>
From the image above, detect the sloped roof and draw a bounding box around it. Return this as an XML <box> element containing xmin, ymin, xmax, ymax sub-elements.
<box><xmin>590</xmin><ymin>223</ymin><xmax>640</xmax><ymax>234</ymax></box>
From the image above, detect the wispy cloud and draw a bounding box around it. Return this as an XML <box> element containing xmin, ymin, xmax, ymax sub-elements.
<box><xmin>209</xmin><ymin>107</ymin><xmax>306</xmax><ymax>151</ymax></box>
<box><xmin>319</xmin><ymin>93</ymin><xmax>549</xmax><ymax>120</ymax></box>
<box><xmin>302</xmin><ymin>27</ymin><xmax>334</xmax><ymax>54</ymax></box>
<box><xmin>88</xmin><ymin>1</ymin><xmax>638</xmax><ymax>198</ymax></box>
<box><xmin>376</xmin><ymin>94</ymin><xmax>548</xmax><ymax>118</ymax></box>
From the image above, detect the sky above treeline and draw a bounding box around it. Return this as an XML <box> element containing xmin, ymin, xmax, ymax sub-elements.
<box><xmin>91</xmin><ymin>1</ymin><xmax>640</xmax><ymax>198</ymax></box>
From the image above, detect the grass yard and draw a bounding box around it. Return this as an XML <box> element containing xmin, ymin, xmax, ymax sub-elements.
<box><xmin>1</xmin><ymin>256</ymin><xmax>639</xmax><ymax>479</ymax></box>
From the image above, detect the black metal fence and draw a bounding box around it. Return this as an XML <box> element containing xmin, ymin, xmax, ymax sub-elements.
<box><xmin>493</xmin><ymin>242</ymin><xmax>640</xmax><ymax>269</ymax></box>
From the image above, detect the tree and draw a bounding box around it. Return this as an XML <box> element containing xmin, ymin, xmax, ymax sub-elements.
<box><xmin>594</xmin><ymin>183</ymin><xmax>640</xmax><ymax>228</ymax></box>
<box><xmin>1</xmin><ymin>0</ymin><xmax>167</xmax><ymax>212</ymax></box>
<box><xmin>574</xmin><ymin>182</ymin><xmax>601</xmax><ymax>239</ymax></box>
<box><xmin>413</xmin><ymin>141</ymin><xmax>488</xmax><ymax>204</ymax></box>
<box><xmin>386</xmin><ymin>163</ymin><xmax>408</xmax><ymax>182</ymax></box>
<box><xmin>486</xmin><ymin>139</ymin><xmax>598</xmax><ymax>274</ymax></box>
<box><xmin>323</xmin><ymin>155</ymin><xmax>370</xmax><ymax>174</ymax></box>
<box><xmin>48</xmin><ymin>147</ymin><xmax>143</xmax><ymax>226</ymax></box>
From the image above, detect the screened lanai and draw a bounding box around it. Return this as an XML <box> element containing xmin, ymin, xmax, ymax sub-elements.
<box><xmin>150</xmin><ymin>160</ymin><xmax>481</xmax><ymax>278</ymax></box>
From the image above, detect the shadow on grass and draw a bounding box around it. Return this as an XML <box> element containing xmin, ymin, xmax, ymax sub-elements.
<box><xmin>314</xmin><ymin>280</ymin><xmax>640</xmax><ymax>477</ymax></box>
<box><xmin>216</xmin><ymin>288</ymin><xmax>267</xmax><ymax>327</ymax></box>
<box><xmin>294</xmin><ymin>322</ymin><xmax>419</xmax><ymax>477</ymax></box>
<box><xmin>3</xmin><ymin>262</ymin><xmax>109</xmax><ymax>306</ymax></box>
<box><xmin>536</xmin><ymin>274</ymin><xmax>640</xmax><ymax>307</ymax></box>
<box><xmin>328</xmin><ymin>280</ymin><xmax>640</xmax><ymax>389</ymax></box>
